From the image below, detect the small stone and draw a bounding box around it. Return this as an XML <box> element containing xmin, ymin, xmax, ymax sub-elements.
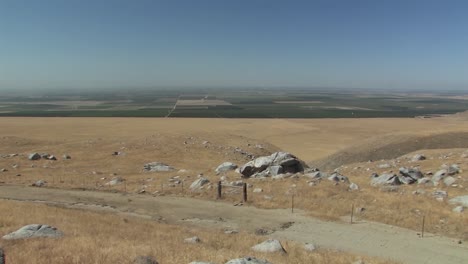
<box><xmin>452</xmin><ymin>206</ymin><xmax>465</xmax><ymax>213</ymax></box>
<box><xmin>32</xmin><ymin>180</ymin><xmax>47</xmax><ymax>187</ymax></box>
<box><xmin>348</xmin><ymin>182</ymin><xmax>359</xmax><ymax>191</ymax></box>
<box><xmin>28</xmin><ymin>153</ymin><xmax>41</xmax><ymax>160</ymax></box>
<box><xmin>303</xmin><ymin>242</ymin><xmax>316</xmax><ymax>251</ymax></box>
<box><xmin>253</xmin><ymin>188</ymin><xmax>263</xmax><ymax>193</ymax></box>
<box><xmin>251</xmin><ymin>239</ymin><xmax>286</xmax><ymax>253</ymax></box>
<box><xmin>184</xmin><ymin>236</ymin><xmax>201</xmax><ymax>244</ymax></box>
<box><xmin>225</xmin><ymin>257</ymin><xmax>272</xmax><ymax>264</ymax></box>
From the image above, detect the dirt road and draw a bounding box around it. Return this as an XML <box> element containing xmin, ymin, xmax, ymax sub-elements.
<box><xmin>0</xmin><ymin>185</ymin><xmax>466</xmax><ymax>264</ymax></box>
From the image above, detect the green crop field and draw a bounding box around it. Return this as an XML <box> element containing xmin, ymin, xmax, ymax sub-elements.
<box><xmin>0</xmin><ymin>88</ymin><xmax>467</xmax><ymax>118</ymax></box>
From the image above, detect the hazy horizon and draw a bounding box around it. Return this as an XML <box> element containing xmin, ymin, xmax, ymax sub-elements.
<box><xmin>1</xmin><ymin>0</ymin><xmax>468</xmax><ymax>91</ymax></box>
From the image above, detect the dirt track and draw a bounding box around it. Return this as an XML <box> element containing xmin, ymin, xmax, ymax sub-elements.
<box><xmin>0</xmin><ymin>185</ymin><xmax>466</xmax><ymax>264</ymax></box>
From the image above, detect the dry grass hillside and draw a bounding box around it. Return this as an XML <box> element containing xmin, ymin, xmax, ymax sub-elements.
<box><xmin>1</xmin><ymin>116</ymin><xmax>468</xmax><ymax>241</ymax></box>
<box><xmin>315</xmin><ymin>131</ymin><xmax>468</xmax><ymax>170</ymax></box>
<box><xmin>0</xmin><ymin>200</ymin><xmax>397</xmax><ymax>264</ymax></box>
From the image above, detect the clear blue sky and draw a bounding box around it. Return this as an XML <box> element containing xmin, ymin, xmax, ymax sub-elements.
<box><xmin>1</xmin><ymin>0</ymin><xmax>468</xmax><ymax>90</ymax></box>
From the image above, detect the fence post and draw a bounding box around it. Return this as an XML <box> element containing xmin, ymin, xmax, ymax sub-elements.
<box><xmin>217</xmin><ymin>181</ymin><xmax>222</xmax><ymax>200</ymax></box>
<box><xmin>350</xmin><ymin>203</ymin><xmax>354</xmax><ymax>224</ymax></box>
<box><xmin>421</xmin><ymin>215</ymin><xmax>426</xmax><ymax>238</ymax></box>
<box><xmin>291</xmin><ymin>194</ymin><xmax>295</xmax><ymax>213</ymax></box>
<box><xmin>0</xmin><ymin>247</ymin><xmax>5</xmax><ymax>264</ymax></box>
<box><xmin>243</xmin><ymin>183</ymin><xmax>247</xmax><ymax>203</ymax></box>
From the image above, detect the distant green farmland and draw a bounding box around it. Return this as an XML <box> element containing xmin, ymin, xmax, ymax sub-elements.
<box><xmin>0</xmin><ymin>88</ymin><xmax>467</xmax><ymax>118</ymax></box>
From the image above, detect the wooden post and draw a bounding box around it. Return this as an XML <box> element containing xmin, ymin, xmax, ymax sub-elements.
<box><xmin>421</xmin><ymin>215</ymin><xmax>426</xmax><ymax>238</ymax></box>
<box><xmin>0</xmin><ymin>247</ymin><xmax>5</xmax><ymax>264</ymax></box>
<box><xmin>243</xmin><ymin>183</ymin><xmax>247</xmax><ymax>203</ymax></box>
<box><xmin>291</xmin><ymin>194</ymin><xmax>295</xmax><ymax>213</ymax></box>
<box><xmin>350</xmin><ymin>203</ymin><xmax>354</xmax><ymax>224</ymax></box>
<box><xmin>217</xmin><ymin>181</ymin><xmax>222</xmax><ymax>200</ymax></box>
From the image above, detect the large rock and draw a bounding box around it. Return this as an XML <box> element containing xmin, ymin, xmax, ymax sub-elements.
<box><xmin>240</xmin><ymin>152</ymin><xmax>306</xmax><ymax>178</ymax></box>
<box><xmin>28</xmin><ymin>153</ymin><xmax>41</xmax><ymax>160</ymax></box>
<box><xmin>134</xmin><ymin>256</ymin><xmax>159</xmax><ymax>264</ymax></box>
<box><xmin>449</xmin><ymin>195</ymin><xmax>468</xmax><ymax>207</ymax></box>
<box><xmin>444</xmin><ymin>164</ymin><xmax>460</xmax><ymax>175</ymax></box>
<box><xmin>251</xmin><ymin>239</ymin><xmax>286</xmax><ymax>253</ymax></box>
<box><xmin>215</xmin><ymin>162</ymin><xmax>238</xmax><ymax>174</ymax></box>
<box><xmin>371</xmin><ymin>173</ymin><xmax>402</xmax><ymax>186</ymax></box>
<box><xmin>143</xmin><ymin>162</ymin><xmax>175</xmax><ymax>172</ymax></box>
<box><xmin>225</xmin><ymin>257</ymin><xmax>272</xmax><ymax>264</ymax></box>
<box><xmin>2</xmin><ymin>224</ymin><xmax>63</xmax><ymax>240</ymax></box>
<box><xmin>190</xmin><ymin>178</ymin><xmax>209</xmax><ymax>191</ymax></box>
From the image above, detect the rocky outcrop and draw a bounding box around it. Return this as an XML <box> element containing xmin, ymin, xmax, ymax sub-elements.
<box><xmin>239</xmin><ymin>152</ymin><xmax>307</xmax><ymax>178</ymax></box>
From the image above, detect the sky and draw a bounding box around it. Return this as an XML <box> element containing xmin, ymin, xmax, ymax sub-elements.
<box><xmin>1</xmin><ymin>0</ymin><xmax>468</xmax><ymax>91</ymax></box>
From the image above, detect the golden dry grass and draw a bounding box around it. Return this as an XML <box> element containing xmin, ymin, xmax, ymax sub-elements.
<box><xmin>1</xmin><ymin>117</ymin><xmax>467</xmax><ymax>240</ymax></box>
<box><xmin>0</xmin><ymin>200</ymin><xmax>397</xmax><ymax>264</ymax></box>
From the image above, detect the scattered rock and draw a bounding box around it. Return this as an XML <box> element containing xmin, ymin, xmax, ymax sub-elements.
<box><xmin>453</xmin><ymin>206</ymin><xmax>465</xmax><ymax>213</ymax></box>
<box><xmin>184</xmin><ymin>236</ymin><xmax>201</xmax><ymax>244</ymax></box>
<box><xmin>224</xmin><ymin>229</ymin><xmax>238</xmax><ymax>234</ymax></box>
<box><xmin>377</xmin><ymin>163</ymin><xmax>391</xmax><ymax>169</ymax></box>
<box><xmin>28</xmin><ymin>153</ymin><xmax>41</xmax><ymax>160</ymax></box>
<box><xmin>303</xmin><ymin>242</ymin><xmax>316</xmax><ymax>252</ymax></box>
<box><xmin>190</xmin><ymin>178</ymin><xmax>210</xmax><ymax>191</ymax></box>
<box><xmin>189</xmin><ymin>262</ymin><xmax>215</xmax><ymax>264</ymax></box>
<box><xmin>304</xmin><ymin>171</ymin><xmax>324</xmax><ymax>180</ymax></box>
<box><xmin>134</xmin><ymin>256</ymin><xmax>159</xmax><ymax>264</ymax></box>
<box><xmin>253</xmin><ymin>188</ymin><xmax>263</xmax><ymax>193</ymax></box>
<box><xmin>225</xmin><ymin>257</ymin><xmax>272</xmax><ymax>264</ymax></box>
<box><xmin>106</xmin><ymin>177</ymin><xmax>124</xmax><ymax>186</ymax></box>
<box><xmin>449</xmin><ymin>195</ymin><xmax>468</xmax><ymax>207</ymax></box>
<box><xmin>348</xmin><ymin>182</ymin><xmax>359</xmax><ymax>191</ymax></box>
<box><xmin>417</xmin><ymin>177</ymin><xmax>432</xmax><ymax>185</ymax></box>
<box><xmin>32</xmin><ymin>180</ymin><xmax>47</xmax><ymax>187</ymax></box>
<box><xmin>411</xmin><ymin>154</ymin><xmax>426</xmax><ymax>162</ymax></box>
<box><xmin>432</xmin><ymin>190</ymin><xmax>448</xmax><ymax>201</ymax></box>
<box><xmin>328</xmin><ymin>173</ymin><xmax>349</xmax><ymax>183</ymax></box>
<box><xmin>144</xmin><ymin>162</ymin><xmax>175</xmax><ymax>172</ymax></box>
<box><xmin>399</xmin><ymin>167</ymin><xmax>423</xmax><ymax>184</ymax></box>
<box><xmin>251</xmin><ymin>239</ymin><xmax>286</xmax><ymax>253</ymax></box>
<box><xmin>215</xmin><ymin>162</ymin><xmax>238</xmax><ymax>174</ymax></box>
<box><xmin>2</xmin><ymin>224</ymin><xmax>63</xmax><ymax>240</ymax></box>
<box><xmin>443</xmin><ymin>176</ymin><xmax>456</xmax><ymax>186</ymax></box>
<box><xmin>442</xmin><ymin>164</ymin><xmax>460</xmax><ymax>175</ymax></box>
<box><xmin>0</xmin><ymin>168</ymin><xmax>7</xmax><ymax>172</ymax></box>
<box><xmin>62</xmin><ymin>154</ymin><xmax>71</xmax><ymax>160</ymax></box>
<box><xmin>432</xmin><ymin>169</ymin><xmax>447</xmax><ymax>183</ymax></box>
<box><xmin>371</xmin><ymin>173</ymin><xmax>401</xmax><ymax>186</ymax></box>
